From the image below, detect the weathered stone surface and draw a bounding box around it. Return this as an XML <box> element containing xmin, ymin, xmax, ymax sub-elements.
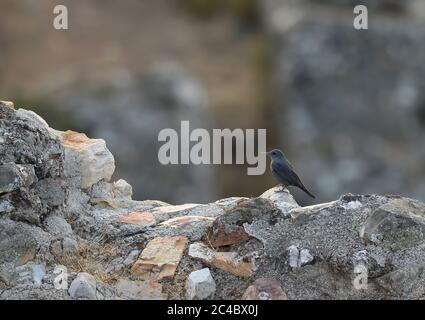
<box><xmin>287</xmin><ymin>245</ymin><xmax>314</xmax><ymax>268</ymax></box>
<box><xmin>62</xmin><ymin>237</ymin><xmax>78</xmax><ymax>255</ymax></box>
<box><xmin>131</xmin><ymin>236</ymin><xmax>188</xmax><ymax>280</ymax></box>
<box><xmin>0</xmin><ymin>163</ymin><xmax>36</xmax><ymax>194</ymax></box>
<box><xmin>90</xmin><ymin>179</ymin><xmax>133</xmax><ymax>208</ymax></box>
<box><xmin>56</xmin><ymin>130</ymin><xmax>115</xmax><ymax>189</ymax></box>
<box><xmin>242</xmin><ymin>278</ymin><xmax>287</xmax><ymax>300</ymax></box>
<box><xmin>161</xmin><ymin>216</ymin><xmax>215</xmax><ymax>231</ymax></box>
<box><xmin>376</xmin><ymin>265</ymin><xmax>425</xmax><ymax>297</ymax></box>
<box><xmin>0</xmin><ymin>101</ymin><xmax>14</xmax><ymax>109</ymax></box>
<box><xmin>206</xmin><ymin>198</ymin><xmax>281</xmax><ymax>247</ymax></box>
<box><xmin>43</xmin><ymin>215</ymin><xmax>73</xmax><ymax>237</ymax></box>
<box><xmin>188</xmin><ymin>243</ymin><xmax>255</xmax><ymax>278</ymax></box>
<box><xmin>360</xmin><ymin>208</ymin><xmax>425</xmax><ymax>250</ymax></box>
<box><xmin>115</xmin><ymin>211</ymin><xmax>156</xmax><ymax>227</ymax></box>
<box><xmin>116</xmin><ymin>278</ymin><xmax>166</xmax><ymax>300</ymax></box>
<box><xmin>68</xmin><ymin>272</ymin><xmax>97</xmax><ymax>300</ymax></box>
<box><xmin>0</xmin><ymin>219</ymin><xmax>51</xmax><ymax>266</ymax></box>
<box><xmin>15</xmin><ymin>262</ymin><xmax>46</xmax><ymax>288</ymax></box>
<box><xmin>186</xmin><ymin>268</ymin><xmax>216</xmax><ymax>300</ymax></box>
<box><xmin>259</xmin><ymin>187</ymin><xmax>300</xmax><ymax>213</ymax></box>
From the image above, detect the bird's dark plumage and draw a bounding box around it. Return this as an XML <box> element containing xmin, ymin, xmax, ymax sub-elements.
<box><xmin>266</xmin><ymin>149</ymin><xmax>315</xmax><ymax>198</ymax></box>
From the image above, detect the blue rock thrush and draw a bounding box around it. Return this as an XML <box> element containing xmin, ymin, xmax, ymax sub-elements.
<box><xmin>266</xmin><ymin>149</ymin><xmax>315</xmax><ymax>198</ymax></box>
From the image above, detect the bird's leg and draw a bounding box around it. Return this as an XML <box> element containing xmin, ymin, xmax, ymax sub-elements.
<box><xmin>278</xmin><ymin>185</ymin><xmax>287</xmax><ymax>192</ymax></box>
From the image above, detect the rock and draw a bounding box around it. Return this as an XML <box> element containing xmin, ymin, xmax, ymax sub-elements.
<box><xmin>186</xmin><ymin>268</ymin><xmax>216</xmax><ymax>300</ymax></box>
<box><xmin>206</xmin><ymin>198</ymin><xmax>281</xmax><ymax>247</ymax></box>
<box><xmin>15</xmin><ymin>262</ymin><xmax>46</xmax><ymax>288</ymax></box>
<box><xmin>68</xmin><ymin>272</ymin><xmax>97</xmax><ymax>300</ymax></box>
<box><xmin>115</xmin><ymin>211</ymin><xmax>156</xmax><ymax>227</ymax></box>
<box><xmin>188</xmin><ymin>243</ymin><xmax>255</xmax><ymax>278</ymax></box>
<box><xmin>287</xmin><ymin>245</ymin><xmax>300</xmax><ymax>268</ymax></box>
<box><xmin>123</xmin><ymin>250</ymin><xmax>140</xmax><ymax>267</ymax></box>
<box><xmin>0</xmin><ymin>200</ymin><xmax>14</xmax><ymax>214</ymax></box>
<box><xmin>376</xmin><ymin>265</ymin><xmax>425</xmax><ymax>298</ymax></box>
<box><xmin>0</xmin><ymin>101</ymin><xmax>14</xmax><ymax>109</ymax></box>
<box><xmin>300</xmin><ymin>249</ymin><xmax>314</xmax><ymax>266</ymax></box>
<box><xmin>0</xmin><ymin>163</ymin><xmax>36</xmax><ymax>194</ymax></box>
<box><xmin>131</xmin><ymin>236</ymin><xmax>188</xmax><ymax>280</ymax></box>
<box><xmin>241</xmin><ymin>278</ymin><xmax>287</xmax><ymax>300</ymax></box>
<box><xmin>160</xmin><ymin>216</ymin><xmax>215</xmax><ymax>231</ymax></box>
<box><xmin>90</xmin><ymin>179</ymin><xmax>133</xmax><ymax>209</ymax></box>
<box><xmin>0</xmin><ymin>219</ymin><xmax>51</xmax><ymax>266</ymax></box>
<box><xmin>56</xmin><ymin>130</ymin><xmax>115</xmax><ymax>189</ymax></box>
<box><xmin>43</xmin><ymin>215</ymin><xmax>73</xmax><ymax>237</ymax></box>
<box><xmin>286</xmin><ymin>245</ymin><xmax>315</xmax><ymax>268</ymax></box>
<box><xmin>360</xmin><ymin>208</ymin><xmax>425</xmax><ymax>250</ymax></box>
<box><xmin>115</xmin><ymin>278</ymin><xmax>166</xmax><ymax>300</ymax></box>
<box><xmin>32</xmin><ymin>264</ymin><xmax>46</xmax><ymax>287</ymax></box>
<box><xmin>62</xmin><ymin>237</ymin><xmax>78</xmax><ymax>255</ymax></box>
<box><xmin>259</xmin><ymin>187</ymin><xmax>300</xmax><ymax>213</ymax></box>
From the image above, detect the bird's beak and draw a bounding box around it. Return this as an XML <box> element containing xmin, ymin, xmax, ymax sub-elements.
<box><xmin>263</xmin><ymin>151</ymin><xmax>271</xmax><ymax>155</ymax></box>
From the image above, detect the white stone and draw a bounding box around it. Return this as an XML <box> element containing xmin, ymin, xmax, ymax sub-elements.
<box><xmin>90</xmin><ymin>179</ymin><xmax>133</xmax><ymax>208</ymax></box>
<box><xmin>186</xmin><ymin>268</ymin><xmax>216</xmax><ymax>300</ymax></box>
<box><xmin>15</xmin><ymin>262</ymin><xmax>45</xmax><ymax>287</ymax></box>
<box><xmin>55</xmin><ymin>130</ymin><xmax>115</xmax><ymax>189</ymax></box>
<box><xmin>299</xmin><ymin>249</ymin><xmax>314</xmax><ymax>266</ymax></box>
<box><xmin>287</xmin><ymin>245</ymin><xmax>300</xmax><ymax>268</ymax></box>
<box><xmin>342</xmin><ymin>200</ymin><xmax>363</xmax><ymax>210</ymax></box>
<box><xmin>43</xmin><ymin>215</ymin><xmax>73</xmax><ymax>236</ymax></box>
<box><xmin>288</xmin><ymin>246</ymin><xmax>314</xmax><ymax>268</ymax></box>
<box><xmin>260</xmin><ymin>187</ymin><xmax>300</xmax><ymax>214</ymax></box>
<box><xmin>68</xmin><ymin>272</ymin><xmax>97</xmax><ymax>300</ymax></box>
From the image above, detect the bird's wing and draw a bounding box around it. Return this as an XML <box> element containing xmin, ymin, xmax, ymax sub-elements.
<box><xmin>272</xmin><ymin>161</ymin><xmax>303</xmax><ymax>188</ymax></box>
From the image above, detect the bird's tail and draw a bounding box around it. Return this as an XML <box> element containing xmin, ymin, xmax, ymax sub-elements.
<box><xmin>299</xmin><ymin>184</ymin><xmax>315</xmax><ymax>199</ymax></box>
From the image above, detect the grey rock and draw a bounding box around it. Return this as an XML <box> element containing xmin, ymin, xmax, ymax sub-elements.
<box><xmin>68</xmin><ymin>272</ymin><xmax>97</xmax><ymax>300</ymax></box>
<box><xmin>0</xmin><ymin>200</ymin><xmax>14</xmax><ymax>214</ymax></box>
<box><xmin>89</xmin><ymin>179</ymin><xmax>133</xmax><ymax>209</ymax></box>
<box><xmin>43</xmin><ymin>215</ymin><xmax>73</xmax><ymax>237</ymax></box>
<box><xmin>0</xmin><ymin>219</ymin><xmax>51</xmax><ymax>266</ymax></box>
<box><xmin>299</xmin><ymin>249</ymin><xmax>314</xmax><ymax>266</ymax></box>
<box><xmin>15</xmin><ymin>262</ymin><xmax>46</xmax><ymax>288</ymax></box>
<box><xmin>360</xmin><ymin>208</ymin><xmax>425</xmax><ymax>250</ymax></box>
<box><xmin>376</xmin><ymin>265</ymin><xmax>425</xmax><ymax>298</ymax></box>
<box><xmin>287</xmin><ymin>245</ymin><xmax>314</xmax><ymax>268</ymax></box>
<box><xmin>0</xmin><ymin>163</ymin><xmax>36</xmax><ymax>194</ymax></box>
<box><xmin>186</xmin><ymin>268</ymin><xmax>216</xmax><ymax>300</ymax></box>
<box><xmin>287</xmin><ymin>245</ymin><xmax>300</xmax><ymax>268</ymax></box>
<box><xmin>62</xmin><ymin>237</ymin><xmax>78</xmax><ymax>255</ymax></box>
<box><xmin>123</xmin><ymin>250</ymin><xmax>140</xmax><ymax>267</ymax></box>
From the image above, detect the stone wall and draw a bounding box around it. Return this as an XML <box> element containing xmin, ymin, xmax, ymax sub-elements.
<box><xmin>2</xmin><ymin>102</ymin><xmax>425</xmax><ymax>300</ymax></box>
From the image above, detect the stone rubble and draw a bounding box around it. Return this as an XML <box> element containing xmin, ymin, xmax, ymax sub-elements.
<box><xmin>2</xmin><ymin>103</ymin><xmax>425</xmax><ymax>300</ymax></box>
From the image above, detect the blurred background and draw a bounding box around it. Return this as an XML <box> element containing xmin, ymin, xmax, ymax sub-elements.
<box><xmin>1</xmin><ymin>0</ymin><xmax>425</xmax><ymax>205</ymax></box>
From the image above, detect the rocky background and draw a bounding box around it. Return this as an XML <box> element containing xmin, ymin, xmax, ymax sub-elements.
<box><xmin>2</xmin><ymin>0</ymin><xmax>425</xmax><ymax>206</ymax></box>
<box><xmin>2</xmin><ymin>102</ymin><xmax>425</xmax><ymax>300</ymax></box>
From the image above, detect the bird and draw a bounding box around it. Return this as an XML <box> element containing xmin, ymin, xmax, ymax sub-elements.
<box><xmin>265</xmin><ymin>149</ymin><xmax>315</xmax><ymax>198</ymax></box>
